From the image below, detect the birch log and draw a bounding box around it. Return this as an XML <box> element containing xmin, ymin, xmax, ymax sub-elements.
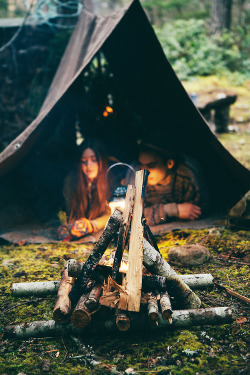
<box><xmin>160</xmin><ymin>291</ymin><xmax>173</xmax><ymax>321</ymax></box>
<box><xmin>143</xmin><ymin>238</ymin><xmax>201</xmax><ymax>309</ymax></box>
<box><xmin>147</xmin><ymin>294</ymin><xmax>159</xmax><ymax>322</ymax></box>
<box><xmin>52</xmin><ymin>263</ymin><xmax>75</xmax><ymax>324</ymax></box>
<box><xmin>11</xmin><ymin>273</ymin><xmax>214</xmax><ymax>297</ymax></box>
<box><xmin>4</xmin><ymin>307</ymin><xmax>233</xmax><ymax>339</ymax></box>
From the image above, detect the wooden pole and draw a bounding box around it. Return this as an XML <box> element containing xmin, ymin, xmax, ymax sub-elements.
<box><xmin>123</xmin><ymin>170</ymin><xmax>144</xmax><ymax>312</ymax></box>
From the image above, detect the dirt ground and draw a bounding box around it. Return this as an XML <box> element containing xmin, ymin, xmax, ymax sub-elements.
<box><xmin>0</xmin><ymin>76</ymin><xmax>249</xmax><ymax>375</ymax></box>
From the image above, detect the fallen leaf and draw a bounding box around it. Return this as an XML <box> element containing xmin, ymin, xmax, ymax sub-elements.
<box><xmin>17</xmin><ymin>240</ymin><xmax>27</xmax><ymax>246</ymax></box>
<box><xmin>236</xmin><ymin>317</ymin><xmax>247</xmax><ymax>325</ymax></box>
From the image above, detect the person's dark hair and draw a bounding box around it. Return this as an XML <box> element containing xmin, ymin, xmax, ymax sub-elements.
<box><xmin>137</xmin><ymin>132</ymin><xmax>183</xmax><ymax>167</ymax></box>
<box><xmin>69</xmin><ymin>138</ymin><xmax>109</xmax><ymax>222</ymax></box>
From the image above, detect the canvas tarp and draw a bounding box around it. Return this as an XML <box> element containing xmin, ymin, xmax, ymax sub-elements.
<box><xmin>0</xmin><ymin>0</ymin><xmax>249</xmax><ymax>241</ymax></box>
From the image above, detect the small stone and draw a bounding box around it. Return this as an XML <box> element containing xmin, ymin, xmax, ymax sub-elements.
<box><xmin>124</xmin><ymin>368</ymin><xmax>138</xmax><ymax>375</ymax></box>
<box><xmin>168</xmin><ymin>244</ymin><xmax>211</xmax><ymax>266</ymax></box>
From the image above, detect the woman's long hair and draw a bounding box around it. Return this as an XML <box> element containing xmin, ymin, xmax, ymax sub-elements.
<box><xmin>68</xmin><ymin>139</ymin><xmax>109</xmax><ymax>222</ymax></box>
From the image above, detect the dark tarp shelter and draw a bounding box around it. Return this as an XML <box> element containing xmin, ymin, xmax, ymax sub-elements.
<box><xmin>0</xmin><ymin>0</ymin><xmax>249</xmax><ymax>239</ymax></box>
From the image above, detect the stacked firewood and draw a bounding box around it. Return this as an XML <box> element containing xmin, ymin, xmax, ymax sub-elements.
<box><xmin>6</xmin><ymin>171</ymin><xmax>232</xmax><ymax>339</ymax></box>
<box><xmin>48</xmin><ymin>171</ymin><xmax>230</xmax><ymax>332</ymax></box>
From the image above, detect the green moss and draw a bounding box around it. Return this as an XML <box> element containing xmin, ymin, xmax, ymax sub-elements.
<box><xmin>0</xmin><ymin>228</ymin><xmax>249</xmax><ymax>374</ymax></box>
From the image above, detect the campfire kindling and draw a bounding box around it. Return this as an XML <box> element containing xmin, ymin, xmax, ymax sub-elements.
<box><xmin>6</xmin><ymin>171</ymin><xmax>232</xmax><ymax>339</ymax></box>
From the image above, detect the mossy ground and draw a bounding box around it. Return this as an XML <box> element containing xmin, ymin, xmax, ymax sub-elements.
<box><xmin>0</xmin><ymin>76</ymin><xmax>249</xmax><ymax>374</ymax></box>
<box><xmin>0</xmin><ymin>228</ymin><xmax>249</xmax><ymax>375</ymax></box>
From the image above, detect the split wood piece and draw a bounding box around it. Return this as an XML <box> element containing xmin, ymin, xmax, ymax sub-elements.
<box><xmin>11</xmin><ymin>273</ymin><xmax>214</xmax><ymax>298</ymax></box>
<box><xmin>85</xmin><ymin>284</ymin><xmax>103</xmax><ymax>311</ymax></box>
<box><xmin>111</xmin><ymin>185</ymin><xmax>135</xmax><ymax>281</ymax></box>
<box><xmin>160</xmin><ymin>291</ymin><xmax>173</xmax><ymax>322</ymax></box>
<box><xmin>70</xmin><ymin>209</ymin><xmax>123</xmax><ymax>298</ymax></box>
<box><xmin>71</xmin><ymin>294</ymin><xmax>91</xmax><ymax>329</ymax></box>
<box><xmin>120</xmin><ymin>170</ymin><xmax>145</xmax><ymax>312</ymax></box>
<box><xmin>147</xmin><ymin>293</ymin><xmax>159</xmax><ymax>322</ymax></box>
<box><xmin>143</xmin><ymin>238</ymin><xmax>201</xmax><ymax>309</ymax></box>
<box><xmin>53</xmin><ymin>263</ymin><xmax>75</xmax><ymax>324</ymax></box>
<box><xmin>115</xmin><ymin>310</ymin><xmax>131</xmax><ymax>332</ymax></box>
<box><xmin>4</xmin><ymin>307</ymin><xmax>233</xmax><ymax>339</ymax></box>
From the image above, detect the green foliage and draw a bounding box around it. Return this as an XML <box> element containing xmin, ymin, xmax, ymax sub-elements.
<box><xmin>155</xmin><ymin>19</ymin><xmax>250</xmax><ymax>80</ymax></box>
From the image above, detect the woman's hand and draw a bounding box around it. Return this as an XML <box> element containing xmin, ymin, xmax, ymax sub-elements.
<box><xmin>177</xmin><ymin>203</ymin><xmax>201</xmax><ymax>220</ymax></box>
<box><xmin>70</xmin><ymin>218</ymin><xmax>94</xmax><ymax>237</ymax></box>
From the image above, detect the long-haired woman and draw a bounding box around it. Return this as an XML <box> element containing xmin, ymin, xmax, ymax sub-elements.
<box><xmin>57</xmin><ymin>138</ymin><xmax>111</xmax><ymax>241</ymax></box>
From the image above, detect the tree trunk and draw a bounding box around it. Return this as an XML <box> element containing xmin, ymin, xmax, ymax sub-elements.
<box><xmin>211</xmin><ymin>0</ymin><xmax>233</xmax><ymax>34</ymax></box>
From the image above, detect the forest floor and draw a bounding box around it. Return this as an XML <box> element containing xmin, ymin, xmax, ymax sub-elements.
<box><xmin>0</xmin><ymin>76</ymin><xmax>249</xmax><ymax>375</ymax></box>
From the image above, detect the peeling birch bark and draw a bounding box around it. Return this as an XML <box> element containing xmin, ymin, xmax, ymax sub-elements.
<box><xmin>11</xmin><ymin>281</ymin><xmax>60</xmax><ymax>296</ymax></box>
<box><xmin>4</xmin><ymin>307</ymin><xmax>233</xmax><ymax>339</ymax></box>
<box><xmin>11</xmin><ymin>273</ymin><xmax>213</xmax><ymax>298</ymax></box>
<box><xmin>143</xmin><ymin>238</ymin><xmax>201</xmax><ymax>309</ymax></box>
<box><xmin>147</xmin><ymin>294</ymin><xmax>159</xmax><ymax>322</ymax></box>
<box><xmin>160</xmin><ymin>291</ymin><xmax>172</xmax><ymax>320</ymax></box>
<box><xmin>52</xmin><ymin>263</ymin><xmax>75</xmax><ymax>324</ymax></box>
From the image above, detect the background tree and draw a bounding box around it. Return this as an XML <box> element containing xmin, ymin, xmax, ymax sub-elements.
<box><xmin>210</xmin><ymin>0</ymin><xmax>233</xmax><ymax>34</ymax></box>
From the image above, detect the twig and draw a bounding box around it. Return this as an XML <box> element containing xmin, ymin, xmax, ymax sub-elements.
<box><xmin>214</xmin><ymin>282</ymin><xmax>250</xmax><ymax>304</ymax></box>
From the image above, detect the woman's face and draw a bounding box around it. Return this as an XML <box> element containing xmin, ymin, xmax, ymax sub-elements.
<box><xmin>81</xmin><ymin>148</ymin><xmax>99</xmax><ymax>182</ymax></box>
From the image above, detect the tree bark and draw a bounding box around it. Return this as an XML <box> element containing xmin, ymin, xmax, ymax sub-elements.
<box><xmin>160</xmin><ymin>291</ymin><xmax>173</xmax><ymax>321</ymax></box>
<box><xmin>53</xmin><ymin>263</ymin><xmax>75</xmax><ymax>324</ymax></box>
<box><xmin>11</xmin><ymin>273</ymin><xmax>214</xmax><ymax>297</ymax></box>
<box><xmin>211</xmin><ymin>0</ymin><xmax>233</xmax><ymax>34</ymax></box>
<box><xmin>11</xmin><ymin>281</ymin><xmax>60</xmax><ymax>296</ymax></box>
<box><xmin>147</xmin><ymin>294</ymin><xmax>159</xmax><ymax>322</ymax></box>
<box><xmin>4</xmin><ymin>307</ymin><xmax>233</xmax><ymax>339</ymax></box>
